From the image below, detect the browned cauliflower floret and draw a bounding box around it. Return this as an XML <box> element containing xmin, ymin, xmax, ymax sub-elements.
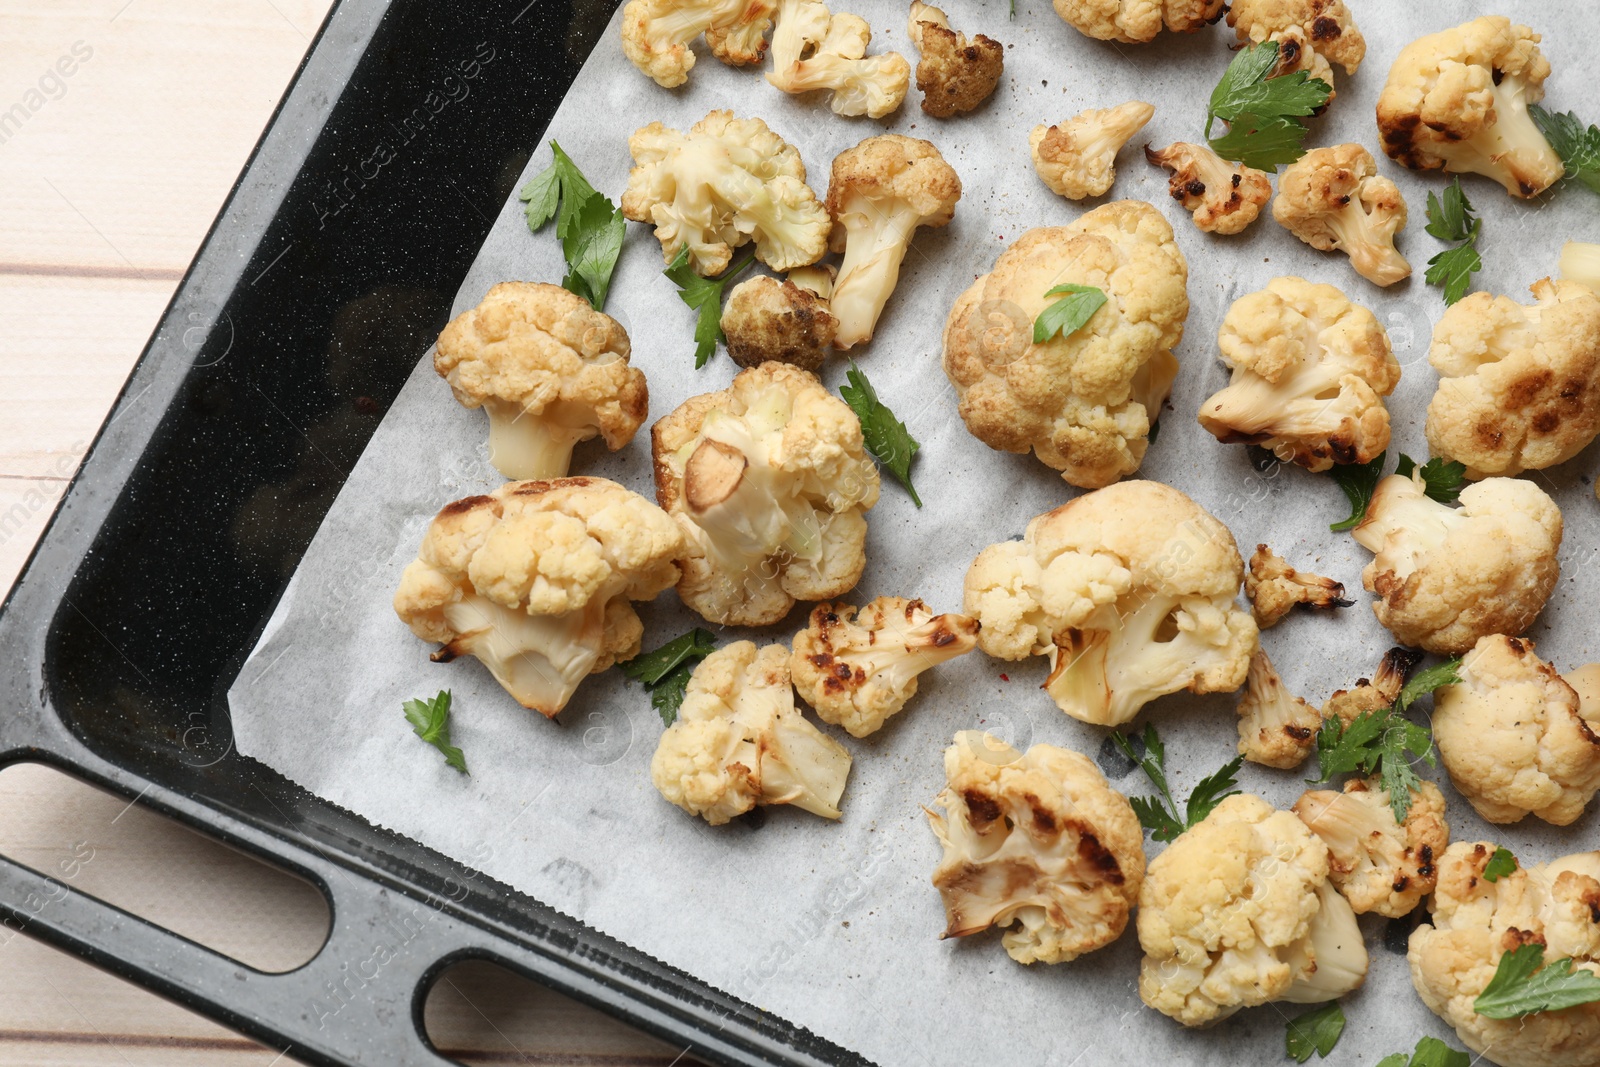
<box><xmin>622</xmin><ymin>110</ymin><xmax>831</xmax><ymax>277</ymax></box>
<box><xmin>1294</xmin><ymin>777</ymin><xmax>1449</xmax><ymax>917</ymax></box>
<box><xmin>1273</xmin><ymin>144</ymin><xmax>1411</xmax><ymax>287</ymax></box>
<box><xmin>652</xmin><ymin>362</ymin><xmax>879</xmax><ymax>627</ymax></box>
<box><xmin>1433</xmin><ymin>635</ymin><xmax>1600</xmax><ymax>827</ymax></box>
<box><xmin>791</xmin><ymin>598</ymin><xmax>979</xmax><ymax>737</ymax></box>
<box><xmin>720</xmin><ymin>274</ymin><xmax>837</xmax><ymax>371</ymax></box>
<box><xmin>1236</xmin><ymin>649</ymin><xmax>1321</xmax><ymax>770</ymax></box>
<box><xmin>1376</xmin><ymin>16</ymin><xmax>1563</xmax><ymax>198</ymax></box>
<box><xmin>619</xmin><ymin>0</ymin><xmax>777</xmax><ymax>88</ymax></box>
<box><xmin>393</xmin><ymin>479</ymin><xmax>685</xmax><ymax>718</ymax></box>
<box><xmin>1199</xmin><ymin>277</ymin><xmax>1402</xmax><ymax>471</ymax></box>
<box><xmin>1054</xmin><ymin>0</ymin><xmax>1224</xmax><ymax>43</ymax></box>
<box><xmin>1029</xmin><ymin>101</ymin><xmax>1155</xmax><ymax>201</ymax></box>
<box><xmin>907</xmin><ymin>1</ymin><xmax>1003</xmax><ymax>118</ymax></box>
<box><xmin>433</xmin><ymin>283</ymin><xmax>647</xmax><ymax>481</ymax></box>
<box><xmin>1424</xmin><ymin>278</ymin><xmax>1600</xmax><ymax>479</ymax></box>
<box><xmin>928</xmin><ymin>731</ymin><xmax>1145</xmax><ymax>964</ymax></box>
<box><xmin>1321</xmin><ymin>646</ymin><xmax>1421</xmax><ymax>727</ymax></box>
<box><xmin>1145</xmin><ymin>142</ymin><xmax>1273</xmax><ymax>235</ymax></box>
<box><xmin>943</xmin><ymin>201</ymin><xmax>1187</xmax><ymax>489</ymax></box>
<box><xmin>766</xmin><ymin>0</ymin><xmax>909</xmax><ymax>118</ymax></box>
<box><xmin>1246</xmin><ymin>544</ymin><xmax>1349</xmax><ymax>628</ymax></box>
<box><xmin>1228</xmin><ymin>0</ymin><xmax>1364</xmax><ymax>98</ymax></box>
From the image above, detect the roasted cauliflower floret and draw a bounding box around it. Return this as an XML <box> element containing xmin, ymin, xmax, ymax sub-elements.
<box><xmin>1138</xmin><ymin>793</ymin><xmax>1369</xmax><ymax>1027</ymax></box>
<box><xmin>1424</xmin><ymin>278</ymin><xmax>1600</xmax><ymax>479</ymax></box>
<box><xmin>1376</xmin><ymin>15</ymin><xmax>1564</xmax><ymax>199</ymax></box>
<box><xmin>1433</xmin><ymin>635</ymin><xmax>1600</xmax><ymax>827</ymax></box>
<box><xmin>1054</xmin><ymin>0</ymin><xmax>1224</xmax><ymax>43</ymax></box>
<box><xmin>433</xmin><ymin>283</ymin><xmax>647</xmax><ymax>481</ymax></box>
<box><xmin>619</xmin><ymin>0</ymin><xmax>777</xmax><ymax>88</ymax></box>
<box><xmin>393</xmin><ymin>479</ymin><xmax>685</xmax><ymax>718</ymax></box>
<box><xmin>791</xmin><ymin>598</ymin><xmax>979</xmax><ymax>737</ymax></box>
<box><xmin>650</xmin><ymin>642</ymin><xmax>852</xmax><ymax>825</ymax></box>
<box><xmin>1409</xmin><ymin>842</ymin><xmax>1600</xmax><ymax>1067</ymax></box>
<box><xmin>720</xmin><ymin>274</ymin><xmax>837</xmax><ymax>371</ymax></box>
<box><xmin>928</xmin><ymin>731</ymin><xmax>1145</xmax><ymax>964</ymax></box>
<box><xmin>1352</xmin><ymin>473</ymin><xmax>1562</xmax><ymax>655</ymax></box>
<box><xmin>1236</xmin><ymin>649</ymin><xmax>1320</xmax><ymax>770</ymax></box>
<box><xmin>963</xmin><ymin>481</ymin><xmax>1258</xmax><ymax>727</ymax></box>
<box><xmin>1294</xmin><ymin>777</ymin><xmax>1449</xmax><ymax>917</ymax></box>
<box><xmin>1246</xmin><ymin>545</ymin><xmax>1349</xmax><ymax>629</ymax></box>
<box><xmin>1228</xmin><ymin>0</ymin><xmax>1365</xmax><ymax>96</ymax></box>
<box><xmin>1321</xmin><ymin>646</ymin><xmax>1420</xmax><ymax>727</ymax></box>
<box><xmin>1029</xmin><ymin>101</ymin><xmax>1155</xmax><ymax>201</ymax></box>
<box><xmin>1145</xmin><ymin>142</ymin><xmax>1273</xmax><ymax>236</ymax></box>
<box><xmin>1199</xmin><ymin>277</ymin><xmax>1402</xmax><ymax>471</ymax></box>
<box><xmin>653</xmin><ymin>362</ymin><xmax>879</xmax><ymax>627</ymax></box>
<box><xmin>1273</xmin><ymin>145</ymin><xmax>1411</xmax><ymax>287</ymax></box>
<box><xmin>943</xmin><ymin>200</ymin><xmax>1187</xmax><ymax>489</ymax></box>
<box><xmin>907</xmin><ymin>1</ymin><xmax>1002</xmax><ymax>117</ymax></box>
<box><xmin>765</xmin><ymin>0</ymin><xmax>909</xmax><ymax>118</ymax></box>
<box><xmin>825</xmin><ymin>134</ymin><xmax>961</xmax><ymax>349</ymax></box>
<box><xmin>622</xmin><ymin>110</ymin><xmax>831</xmax><ymax>277</ymax></box>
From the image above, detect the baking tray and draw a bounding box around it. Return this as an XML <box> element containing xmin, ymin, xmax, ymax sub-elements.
<box><xmin>0</xmin><ymin>1</ymin><xmax>862</xmax><ymax>1063</ymax></box>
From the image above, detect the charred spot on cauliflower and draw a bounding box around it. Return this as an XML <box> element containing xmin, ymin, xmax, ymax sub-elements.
<box><xmin>1145</xmin><ymin>142</ymin><xmax>1273</xmax><ymax>235</ymax></box>
<box><xmin>1273</xmin><ymin>144</ymin><xmax>1411</xmax><ymax>287</ymax></box>
<box><xmin>1054</xmin><ymin>0</ymin><xmax>1224</xmax><ymax>43</ymax></box>
<box><xmin>1246</xmin><ymin>545</ymin><xmax>1350</xmax><ymax>628</ymax></box>
<box><xmin>619</xmin><ymin>0</ymin><xmax>777</xmax><ymax>88</ymax></box>
<box><xmin>720</xmin><ymin>274</ymin><xmax>837</xmax><ymax>372</ymax></box>
<box><xmin>1321</xmin><ymin>646</ymin><xmax>1422</xmax><ymax>727</ymax></box>
<box><xmin>1236</xmin><ymin>649</ymin><xmax>1321</xmax><ymax>770</ymax></box>
<box><xmin>766</xmin><ymin>0</ymin><xmax>910</xmax><ymax>118</ymax></box>
<box><xmin>1294</xmin><ymin>777</ymin><xmax>1449</xmax><ymax>917</ymax></box>
<box><xmin>1030</xmin><ymin>101</ymin><xmax>1155</xmax><ymax>201</ymax></box>
<box><xmin>907</xmin><ymin>1</ymin><xmax>1003</xmax><ymax>118</ymax></box>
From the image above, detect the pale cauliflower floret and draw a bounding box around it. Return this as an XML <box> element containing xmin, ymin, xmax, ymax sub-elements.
<box><xmin>1199</xmin><ymin>277</ymin><xmax>1401</xmax><ymax>472</ymax></box>
<box><xmin>392</xmin><ymin>479</ymin><xmax>685</xmax><ymax>718</ymax></box>
<box><xmin>928</xmin><ymin>731</ymin><xmax>1145</xmax><ymax>964</ymax></box>
<box><xmin>826</xmin><ymin>134</ymin><xmax>961</xmax><ymax>349</ymax></box>
<box><xmin>651</xmin><ymin>642</ymin><xmax>852</xmax><ymax>825</ymax></box>
<box><xmin>1562</xmin><ymin>241</ymin><xmax>1600</xmax><ymax>294</ymax></box>
<box><xmin>720</xmin><ymin>274</ymin><xmax>837</xmax><ymax>372</ymax></box>
<box><xmin>1228</xmin><ymin>0</ymin><xmax>1365</xmax><ymax>97</ymax></box>
<box><xmin>1145</xmin><ymin>142</ymin><xmax>1272</xmax><ymax>236</ymax></box>
<box><xmin>1376</xmin><ymin>15</ymin><xmax>1564</xmax><ymax>198</ymax></box>
<box><xmin>1433</xmin><ymin>635</ymin><xmax>1600</xmax><ymax>827</ymax></box>
<box><xmin>1321</xmin><ymin>646</ymin><xmax>1420</xmax><ymax>727</ymax></box>
<box><xmin>433</xmin><ymin>283</ymin><xmax>648</xmax><ymax>481</ymax></box>
<box><xmin>1138</xmin><ymin>793</ymin><xmax>1369</xmax><ymax>1027</ymax></box>
<box><xmin>1273</xmin><ymin>144</ymin><xmax>1411</xmax><ymax>287</ymax></box>
<box><xmin>791</xmin><ymin>597</ymin><xmax>979</xmax><ymax>737</ymax></box>
<box><xmin>963</xmin><ymin>481</ymin><xmax>1258</xmax><ymax>727</ymax></box>
<box><xmin>942</xmin><ymin>201</ymin><xmax>1188</xmax><ymax>489</ymax></box>
<box><xmin>1409</xmin><ymin>842</ymin><xmax>1600</xmax><ymax>1067</ymax></box>
<box><xmin>1236</xmin><ymin>649</ymin><xmax>1320</xmax><ymax>770</ymax></box>
<box><xmin>1029</xmin><ymin>101</ymin><xmax>1155</xmax><ymax>201</ymax></box>
<box><xmin>652</xmin><ymin>362</ymin><xmax>880</xmax><ymax>627</ymax></box>
<box><xmin>622</xmin><ymin>110</ymin><xmax>831</xmax><ymax>277</ymax></box>
<box><xmin>1294</xmin><ymin>777</ymin><xmax>1449</xmax><ymax>917</ymax></box>
<box><xmin>765</xmin><ymin>0</ymin><xmax>909</xmax><ymax>118</ymax></box>
<box><xmin>619</xmin><ymin>0</ymin><xmax>777</xmax><ymax>88</ymax></box>
<box><xmin>1054</xmin><ymin>0</ymin><xmax>1223</xmax><ymax>43</ymax></box>
<box><xmin>1245</xmin><ymin>544</ymin><xmax>1349</xmax><ymax>628</ymax></box>
<box><xmin>908</xmin><ymin>2</ymin><xmax>1002</xmax><ymax>117</ymax></box>
<box><xmin>1424</xmin><ymin>278</ymin><xmax>1600</xmax><ymax>479</ymax></box>
<box><xmin>1352</xmin><ymin>473</ymin><xmax>1562</xmax><ymax>655</ymax></box>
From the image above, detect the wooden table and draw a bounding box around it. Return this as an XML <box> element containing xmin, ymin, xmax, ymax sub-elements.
<box><xmin>0</xmin><ymin>3</ymin><xmax>691</xmax><ymax>1063</ymax></box>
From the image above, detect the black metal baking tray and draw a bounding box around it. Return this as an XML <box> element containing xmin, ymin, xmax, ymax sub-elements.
<box><xmin>0</xmin><ymin>2</ymin><xmax>865</xmax><ymax>1063</ymax></box>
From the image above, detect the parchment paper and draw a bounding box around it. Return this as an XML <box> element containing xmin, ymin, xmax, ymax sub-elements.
<box><xmin>229</xmin><ymin>2</ymin><xmax>1600</xmax><ymax>1062</ymax></box>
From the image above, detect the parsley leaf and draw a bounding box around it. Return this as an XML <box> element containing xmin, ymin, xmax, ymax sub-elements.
<box><xmin>1474</xmin><ymin>943</ymin><xmax>1600</xmax><ymax>1019</ymax></box>
<box><xmin>1327</xmin><ymin>451</ymin><xmax>1387</xmax><ymax>531</ymax></box>
<box><xmin>1395</xmin><ymin>454</ymin><xmax>1467</xmax><ymax>504</ymax></box>
<box><xmin>841</xmin><ymin>362</ymin><xmax>922</xmax><ymax>507</ymax></box>
<box><xmin>1483</xmin><ymin>847</ymin><xmax>1518</xmax><ymax>883</ymax></box>
<box><xmin>1033</xmin><ymin>283</ymin><xmax>1108</xmax><ymax>344</ymax></box>
<box><xmin>1532</xmin><ymin>106</ymin><xmax>1600</xmax><ymax>196</ymax></box>
<box><xmin>1205</xmin><ymin>42</ymin><xmax>1331</xmax><ymax>171</ymax></box>
<box><xmin>1375</xmin><ymin>1037</ymin><xmax>1472</xmax><ymax>1067</ymax></box>
<box><xmin>663</xmin><ymin>246</ymin><xmax>753</xmax><ymax>368</ymax></box>
<box><xmin>1426</xmin><ymin>241</ymin><xmax>1483</xmax><ymax>307</ymax></box>
<box><xmin>1424</xmin><ymin>179</ymin><xmax>1476</xmax><ymax>242</ymax></box>
<box><xmin>402</xmin><ymin>690</ymin><xmax>468</xmax><ymax>774</ymax></box>
<box><xmin>1424</xmin><ymin>179</ymin><xmax>1482</xmax><ymax>306</ymax></box>
<box><xmin>1113</xmin><ymin>725</ymin><xmax>1241</xmax><ymax>843</ymax></box>
<box><xmin>520</xmin><ymin>141</ymin><xmax>596</xmax><ymax>238</ymax></box>
<box><xmin>519</xmin><ymin>143</ymin><xmax>625</xmax><ymax>311</ymax></box>
<box><xmin>621</xmin><ymin>629</ymin><xmax>718</xmax><ymax>726</ymax></box>
<box><xmin>1395</xmin><ymin>657</ymin><xmax>1462</xmax><ymax>713</ymax></box>
<box><xmin>1285</xmin><ymin>1002</ymin><xmax>1345</xmax><ymax>1063</ymax></box>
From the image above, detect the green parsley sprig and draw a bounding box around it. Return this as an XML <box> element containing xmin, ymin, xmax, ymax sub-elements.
<box><xmin>1205</xmin><ymin>42</ymin><xmax>1331</xmax><ymax>171</ymax></box>
<box><xmin>663</xmin><ymin>247</ymin><xmax>754</xmax><ymax>368</ymax></box>
<box><xmin>1112</xmin><ymin>725</ymin><xmax>1241</xmax><ymax>843</ymax></box>
<box><xmin>1394</xmin><ymin>454</ymin><xmax>1466</xmax><ymax>504</ymax></box>
<box><xmin>1375</xmin><ymin>1036</ymin><xmax>1472</xmax><ymax>1067</ymax></box>
<box><xmin>1327</xmin><ymin>451</ymin><xmax>1387</xmax><ymax>532</ymax></box>
<box><xmin>1033</xmin><ymin>284</ymin><xmax>1107</xmax><ymax>344</ymax></box>
<box><xmin>1531</xmin><ymin>106</ymin><xmax>1600</xmax><ymax>196</ymax></box>
<box><xmin>403</xmin><ymin>690</ymin><xmax>468</xmax><ymax>774</ymax></box>
<box><xmin>1474</xmin><ymin>943</ymin><xmax>1600</xmax><ymax>1019</ymax></box>
<box><xmin>841</xmin><ymin>362</ymin><xmax>922</xmax><ymax>507</ymax></box>
<box><xmin>520</xmin><ymin>142</ymin><xmax>626</xmax><ymax>310</ymax></box>
<box><xmin>1482</xmin><ymin>846</ymin><xmax>1518</xmax><ymax>883</ymax></box>
<box><xmin>1424</xmin><ymin>178</ymin><xmax>1483</xmax><ymax>306</ymax></box>
<box><xmin>1285</xmin><ymin>1002</ymin><xmax>1345</xmax><ymax>1063</ymax></box>
<box><xmin>621</xmin><ymin>629</ymin><xmax>718</xmax><ymax>726</ymax></box>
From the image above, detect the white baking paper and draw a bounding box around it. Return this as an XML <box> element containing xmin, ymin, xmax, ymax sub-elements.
<box><xmin>229</xmin><ymin>1</ymin><xmax>1600</xmax><ymax>1062</ymax></box>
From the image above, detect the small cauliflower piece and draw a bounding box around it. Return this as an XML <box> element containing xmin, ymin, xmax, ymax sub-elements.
<box><xmin>1273</xmin><ymin>144</ymin><xmax>1411</xmax><ymax>287</ymax></box>
<box><xmin>943</xmin><ymin>201</ymin><xmax>1188</xmax><ymax>489</ymax></box>
<box><xmin>765</xmin><ymin>0</ymin><xmax>909</xmax><ymax>118</ymax></box>
<box><xmin>1054</xmin><ymin>0</ymin><xmax>1223</xmax><ymax>43</ymax></box>
<box><xmin>1228</xmin><ymin>0</ymin><xmax>1365</xmax><ymax>97</ymax></box>
<box><xmin>791</xmin><ymin>598</ymin><xmax>979</xmax><ymax>737</ymax></box>
<box><xmin>720</xmin><ymin>274</ymin><xmax>837</xmax><ymax>371</ymax></box>
<box><xmin>963</xmin><ymin>481</ymin><xmax>1258</xmax><ymax>727</ymax></box>
<box><xmin>1293</xmin><ymin>777</ymin><xmax>1449</xmax><ymax>917</ymax></box>
<box><xmin>825</xmin><ymin>134</ymin><xmax>961</xmax><ymax>349</ymax></box>
<box><xmin>1029</xmin><ymin>101</ymin><xmax>1155</xmax><ymax>201</ymax></box>
<box><xmin>1138</xmin><ymin>793</ymin><xmax>1369</xmax><ymax>1027</ymax></box>
<box><xmin>619</xmin><ymin>0</ymin><xmax>776</xmax><ymax>88</ymax></box>
<box><xmin>1246</xmin><ymin>544</ymin><xmax>1349</xmax><ymax>628</ymax></box>
<box><xmin>653</xmin><ymin>362</ymin><xmax>879</xmax><ymax>627</ymax></box>
<box><xmin>1376</xmin><ymin>15</ymin><xmax>1564</xmax><ymax>199</ymax></box>
<box><xmin>622</xmin><ymin>110</ymin><xmax>831</xmax><ymax>277</ymax></box>
<box><xmin>1410</xmin><ymin>842</ymin><xmax>1600</xmax><ymax>1067</ymax></box>
<box><xmin>907</xmin><ymin>2</ymin><xmax>1002</xmax><ymax>118</ymax></box>
<box><xmin>1561</xmin><ymin>241</ymin><xmax>1600</xmax><ymax>294</ymax></box>
<box><xmin>1424</xmin><ymin>278</ymin><xmax>1600</xmax><ymax>479</ymax></box>
<box><xmin>1433</xmin><ymin>635</ymin><xmax>1600</xmax><ymax>827</ymax></box>
<box><xmin>1236</xmin><ymin>649</ymin><xmax>1320</xmax><ymax>770</ymax></box>
<box><xmin>393</xmin><ymin>478</ymin><xmax>685</xmax><ymax>718</ymax></box>
<box><xmin>1352</xmin><ymin>472</ymin><xmax>1562</xmax><ymax>655</ymax></box>
<box><xmin>650</xmin><ymin>642</ymin><xmax>852</xmax><ymax>825</ymax></box>
<box><xmin>1199</xmin><ymin>277</ymin><xmax>1402</xmax><ymax>472</ymax></box>
<box><xmin>1321</xmin><ymin>645</ymin><xmax>1421</xmax><ymax>727</ymax></box>
<box><xmin>434</xmin><ymin>283</ymin><xmax>647</xmax><ymax>481</ymax></box>
<box><xmin>1144</xmin><ymin>142</ymin><xmax>1273</xmax><ymax>235</ymax></box>
<box><xmin>928</xmin><ymin>731</ymin><xmax>1145</xmax><ymax>964</ymax></box>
